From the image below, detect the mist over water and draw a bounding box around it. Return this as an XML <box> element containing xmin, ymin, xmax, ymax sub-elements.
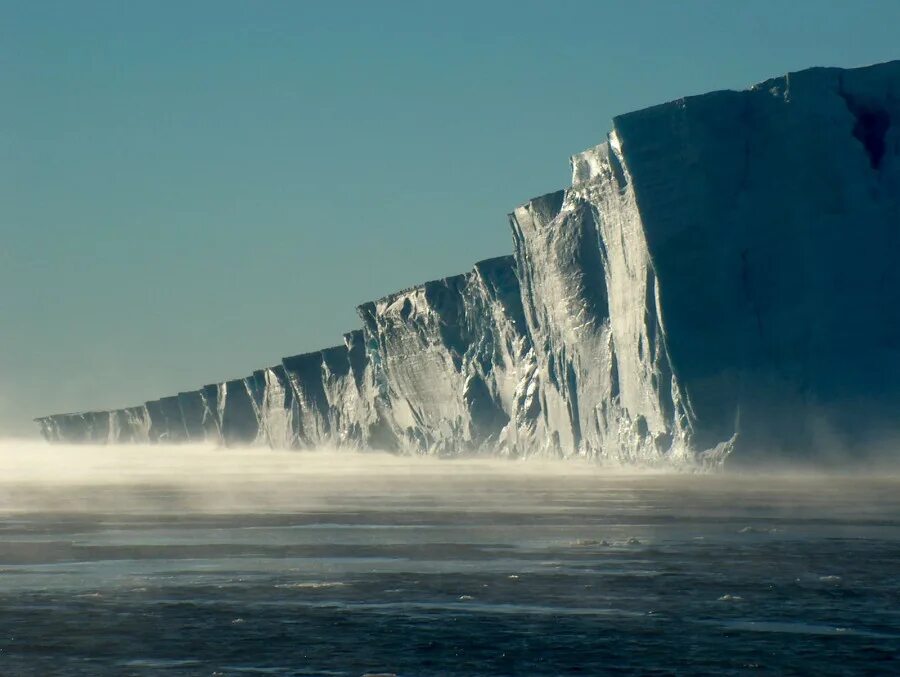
<box><xmin>1</xmin><ymin>441</ymin><xmax>899</xmax><ymax>675</ymax></box>
<box><xmin>0</xmin><ymin>440</ymin><xmax>653</xmax><ymax>514</ymax></box>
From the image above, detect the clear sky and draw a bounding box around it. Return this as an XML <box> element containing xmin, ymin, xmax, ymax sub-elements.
<box><xmin>2</xmin><ymin>0</ymin><xmax>899</xmax><ymax>436</ymax></box>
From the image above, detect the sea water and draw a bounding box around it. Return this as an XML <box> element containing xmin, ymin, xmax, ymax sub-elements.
<box><xmin>0</xmin><ymin>443</ymin><xmax>898</xmax><ymax>675</ymax></box>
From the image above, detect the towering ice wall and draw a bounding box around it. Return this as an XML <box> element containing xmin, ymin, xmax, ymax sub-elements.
<box><xmin>35</xmin><ymin>60</ymin><xmax>900</xmax><ymax>466</ymax></box>
<box><xmin>606</xmin><ymin>62</ymin><xmax>900</xmax><ymax>461</ymax></box>
<box><xmin>510</xmin><ymin>155</ymin><xmax>694</xmax><ymax>463</ymax></box>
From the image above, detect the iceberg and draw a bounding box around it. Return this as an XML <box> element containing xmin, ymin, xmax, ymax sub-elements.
<box><xmin>36</xmin><ymin>60</ymin><xmax>900</xmax><ymax>467</ymax></box>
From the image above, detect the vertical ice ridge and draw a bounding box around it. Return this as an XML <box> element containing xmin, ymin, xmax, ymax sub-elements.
<box><xmin>355</xmin><ymin>256</ymin><xmax>532</xmax><ymax>456</ymax></box>
<box><xmin>243</xmin><ymin>366</ymin><xmax>295</xmax><ymax>449</ymax></box>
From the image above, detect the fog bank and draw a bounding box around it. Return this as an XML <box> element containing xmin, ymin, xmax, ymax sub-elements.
<box><xmin>3</xmin><ymin>440</ymin><xmax>900</xmax><ymax>519</ymax></box>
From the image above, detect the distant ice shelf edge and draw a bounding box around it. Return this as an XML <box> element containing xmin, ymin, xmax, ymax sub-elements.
<box><xmin>37</xmin><ymin>60</ymin><xmax>900</xmax><ymax>469</ymax></box>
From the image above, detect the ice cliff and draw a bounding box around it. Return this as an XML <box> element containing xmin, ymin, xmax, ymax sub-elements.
<box><xmin>36</xmin><ymin>61</ymin><xmax>900</xmax><ymax>466</ymax></box>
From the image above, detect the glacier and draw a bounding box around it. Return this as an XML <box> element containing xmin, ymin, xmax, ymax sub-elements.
<box><xmin>35</xmin><ymin>60</ymin><xmax>900</xmax><ymax>467</ymax></box>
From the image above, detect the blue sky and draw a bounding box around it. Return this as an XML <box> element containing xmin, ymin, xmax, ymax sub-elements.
<box><xmin>3</xmin><ymin>1</ymin><xmax>900</xmax><ymax>435</ymax></box>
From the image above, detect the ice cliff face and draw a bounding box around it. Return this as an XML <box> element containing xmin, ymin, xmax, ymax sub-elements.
<box><xmin>607</xmin><ymin>63</ymin><xmax>900</xmax><ymax>462</ymax></box>
<box><xmin>510</xmin><ymin>159</ymin><xmax>693</xmax><ymax>464</ymax></box>
<box><xmin>243</xmin><ymin>367</ymin><xmax>295</xmax><ymax>449</ymax></box>
<box><xmin>36</xmin><ymin>60</ymin><xmax>900</xmax><ymax>466</ymax></box>
<box><xmin>358</xmin><ymin>256</ymin><xmax>532</xmax><ymax>455</ymax></box>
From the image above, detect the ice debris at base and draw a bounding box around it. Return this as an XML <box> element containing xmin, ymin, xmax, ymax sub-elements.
<box><xmin>36</xmin><ymin>60</ymin><xmax>900</xmax><ymax>467</ymax></box>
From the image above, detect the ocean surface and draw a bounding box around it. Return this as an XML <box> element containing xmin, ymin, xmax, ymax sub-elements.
<box><xmin>0</xmin><ymin>443</ymin><xmax>898</xmax><ymax>676</ymax></box>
